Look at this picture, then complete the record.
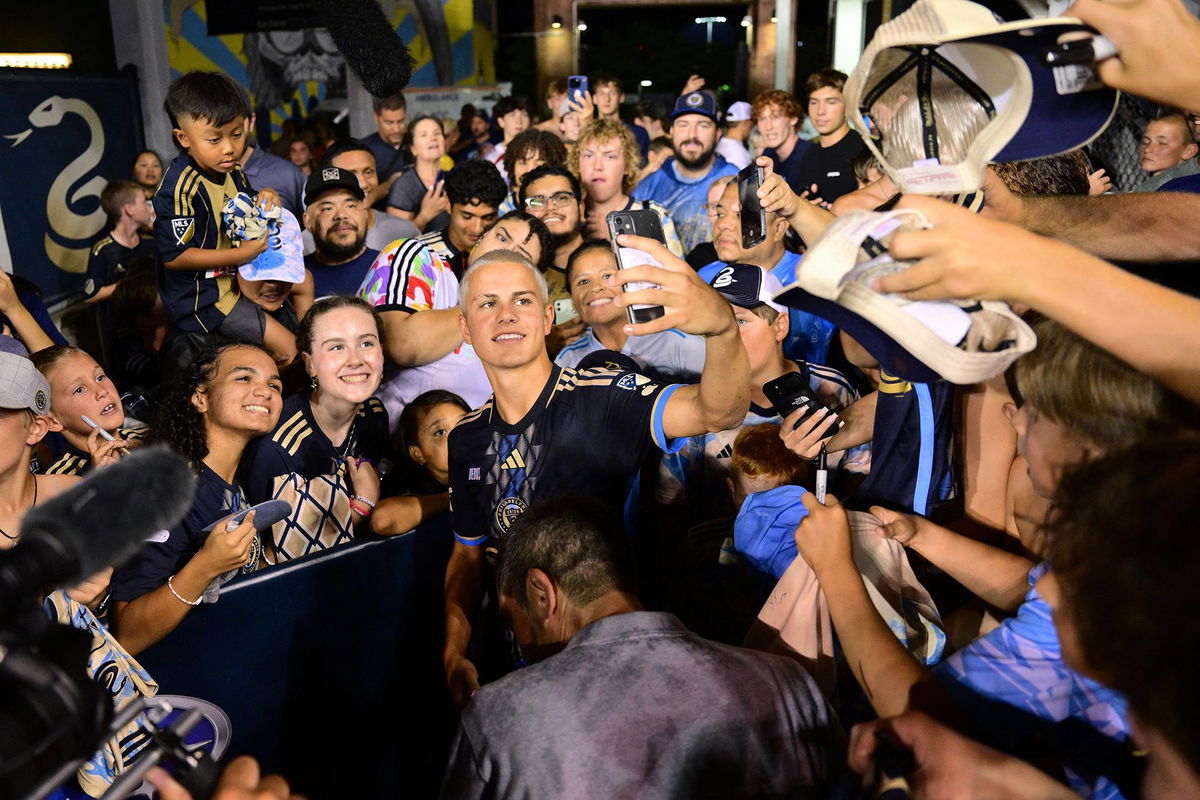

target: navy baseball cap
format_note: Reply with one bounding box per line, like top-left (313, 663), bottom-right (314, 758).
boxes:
top-left (708, 263), bottom-right (785, 313)
top-left (304, 166), bottom-right (365, 206)
top-left (672, 90), bottom-right (721, 123)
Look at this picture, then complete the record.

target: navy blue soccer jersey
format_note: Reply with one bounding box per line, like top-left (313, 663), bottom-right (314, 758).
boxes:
top-left (850, 370), bottom-right (956, 516)
top-left (39, 427), bottom-right (147, 477)
top-left (110, 463), bottom-right (259, 603)
top-left (447, 365), bottom-right (682, 559)
top-left (240, 393), bottom-right (391, 560)
top-left (84, 232), bottom-right (156, 300)
top-left (153, 153), bottom-right (254, 332)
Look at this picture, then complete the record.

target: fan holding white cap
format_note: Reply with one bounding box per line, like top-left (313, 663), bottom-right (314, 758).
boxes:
top-left (844, 0), bottom-right (1119, 194)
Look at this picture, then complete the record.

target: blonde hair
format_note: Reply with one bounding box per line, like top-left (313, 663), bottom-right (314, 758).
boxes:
top-left (569, 118), bottom-right (641, 195)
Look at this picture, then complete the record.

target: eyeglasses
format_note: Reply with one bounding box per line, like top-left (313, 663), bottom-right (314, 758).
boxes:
top-left (524, 191), bottom-right (576, 210)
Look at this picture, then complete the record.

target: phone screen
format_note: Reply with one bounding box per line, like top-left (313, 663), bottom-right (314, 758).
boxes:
top-left (737, 164), bottom-right (766, 249)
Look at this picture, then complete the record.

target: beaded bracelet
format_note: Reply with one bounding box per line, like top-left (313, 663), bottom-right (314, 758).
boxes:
top-left (167, 574), bottom-right (202, 606)
top-left (351, 494), bottom-right (377, 509)
top-left (348, 499), bottom-right (373, 518)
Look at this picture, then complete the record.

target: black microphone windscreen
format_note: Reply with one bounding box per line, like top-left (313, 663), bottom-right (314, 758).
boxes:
top-left (317, 0), bottom-right (414, 98)
top-left (19, 446), bottom-right (197, 582)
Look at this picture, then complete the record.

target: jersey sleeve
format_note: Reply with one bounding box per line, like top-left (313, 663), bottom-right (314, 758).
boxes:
top-left (83, 244), bottom-right (108, 299)
top-left (154, 172), bottom-right (214, 265)
top-left (239, 436), bottom-right (293, 506)
top-left (357, 238), bottom-right (447, 313)
top-left (447, 426), bottom-right (490, 547)
top-left (580, 369), bottom-right (685, 475)
top-left (109, 522), bottom-right (195, 603)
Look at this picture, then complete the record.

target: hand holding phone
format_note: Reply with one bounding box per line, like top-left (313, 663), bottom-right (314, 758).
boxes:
top-left (567, 75), bottom-right (589, 106)
top-left (737, 163), bottom-right (767, 249)
top-left (762, 370), bottom-right (842, 439)
top-left (607, 210), bottom-right (668, 325)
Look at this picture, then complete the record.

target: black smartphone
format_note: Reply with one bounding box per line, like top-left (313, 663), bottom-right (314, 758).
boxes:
top-left (737, 163), bottom-right (767, 249)
top-left (762, 369), bottom-right (841, 438)
top-left (567, 75), bottom-right (589, 105)
top-left (606, 209), bottom-right (667, 325)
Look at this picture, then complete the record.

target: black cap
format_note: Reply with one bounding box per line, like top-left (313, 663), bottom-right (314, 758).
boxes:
top-left (303, 166), bottom-right (365, 206)
top-left (707, 263), bottom-right (786, 312)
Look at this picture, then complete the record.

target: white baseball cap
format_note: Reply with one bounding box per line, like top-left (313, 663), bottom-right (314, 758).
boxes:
top-left (774, 209), bottom-right (1036, 384)
top-left (845, 0), bottom-right (1119, 194)
top-left (725, 101), bottom-right (753, 123)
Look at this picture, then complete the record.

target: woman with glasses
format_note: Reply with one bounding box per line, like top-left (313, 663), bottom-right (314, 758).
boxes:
top-left (386, 114), bottom-right (452, 233)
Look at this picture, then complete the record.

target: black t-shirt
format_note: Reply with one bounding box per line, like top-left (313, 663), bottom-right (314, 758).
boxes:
top-left (793, 130), bottom-right (865, 204)
top-left (447, 365), bottom-right (682, 560)
top-left (240, 392), bottom-right (391, 560)
top-left (111, 463), bottom-right (260, 603)
top-left (763, 140), bottom-right (813, 195)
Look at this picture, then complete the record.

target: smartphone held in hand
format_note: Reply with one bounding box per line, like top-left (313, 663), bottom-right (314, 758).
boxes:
top-left (737, 163), bottom-right (767, 249)
top-left (607, 209), bottom-right (668, 325)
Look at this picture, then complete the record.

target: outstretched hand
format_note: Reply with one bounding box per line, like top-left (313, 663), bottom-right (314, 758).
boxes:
top-left (794, 491), bottom-right (855, 578)
top-left (613, 234), bottom-right (737, 339)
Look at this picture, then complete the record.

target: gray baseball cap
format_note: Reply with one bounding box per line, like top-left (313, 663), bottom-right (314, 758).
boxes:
top-left (0, 351), bottom-right (51, 416)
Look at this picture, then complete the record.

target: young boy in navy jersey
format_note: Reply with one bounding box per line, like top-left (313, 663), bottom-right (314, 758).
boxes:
top-left (154, 71), bottom-right (295, 374)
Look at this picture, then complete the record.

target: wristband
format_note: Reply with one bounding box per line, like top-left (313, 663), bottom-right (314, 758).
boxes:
top-left (167, 574), bottom-right (202, 606)
top-left (349, 499), bottom-right (372, 518)
top-left (351, 494), bottom-right (376, 509)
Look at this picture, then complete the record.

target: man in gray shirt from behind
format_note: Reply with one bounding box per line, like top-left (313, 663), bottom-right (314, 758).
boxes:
top-left (440, 496), bottom-right (840, 799)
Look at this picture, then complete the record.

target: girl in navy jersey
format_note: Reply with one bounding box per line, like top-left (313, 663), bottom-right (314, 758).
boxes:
top-left (110, 343), bottom-right (282, 655)
top-left (241, 296), bottom-right (390, 561)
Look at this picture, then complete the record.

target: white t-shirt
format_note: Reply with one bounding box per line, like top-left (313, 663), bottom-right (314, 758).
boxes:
top-left (716, 137), bottom-right (752, 170)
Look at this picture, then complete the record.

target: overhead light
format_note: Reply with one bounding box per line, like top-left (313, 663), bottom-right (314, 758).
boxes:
top-left (577, 21), bottom-right (588, 31)
top-left (741, 15), bottom-right (751, 27)
top-left (640, 79), bottom-right (653, 87)
top-left (771, 15), bottom-right (778, 23)
top-left (0, 52), bottom-right (72, 69)
top-left (551, 14), bottom-right (563, 29)
top-left (695, 16), bottom-right (727, 24)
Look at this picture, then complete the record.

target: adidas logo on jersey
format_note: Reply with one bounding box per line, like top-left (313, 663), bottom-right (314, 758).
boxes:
top-left (500, 451), bottom-right (526, 470)
top-left (717, 443), bottom-right (733, 459)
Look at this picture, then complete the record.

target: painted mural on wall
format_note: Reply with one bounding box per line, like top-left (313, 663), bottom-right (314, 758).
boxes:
top-left (163, 0), bottom-right (496, 142)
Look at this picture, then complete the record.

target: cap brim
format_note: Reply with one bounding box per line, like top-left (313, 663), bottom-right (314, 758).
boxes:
top-left (774, 286), bottom-right (944, 383)
top-left (968, 22), bottom-right (1119, 162)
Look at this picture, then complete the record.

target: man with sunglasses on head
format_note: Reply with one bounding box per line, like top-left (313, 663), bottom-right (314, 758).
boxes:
top-left (519, 165), bottom-right (587, 354)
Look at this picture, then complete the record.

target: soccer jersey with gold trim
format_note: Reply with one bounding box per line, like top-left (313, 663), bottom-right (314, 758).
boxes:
top-left (447, 365), bottom-right (682, 559)
top-left (240, 392), bottom-right (391, 561)
top-left (39, 427), bottom-right (148, 477)
top-left (153, 154), bottom-right (253, 332)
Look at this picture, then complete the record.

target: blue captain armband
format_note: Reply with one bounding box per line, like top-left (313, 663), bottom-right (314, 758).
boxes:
top-left (453, 531), bottom-right (488, 547)
top-left (651, 383), bottom-right (685, 454)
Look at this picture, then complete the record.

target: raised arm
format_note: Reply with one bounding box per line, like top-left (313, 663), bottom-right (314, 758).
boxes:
top-left (613, 234), bottom-right (751, 438)
top-left (885, 195), bottom-right (1200, 405)
top-left (380, 308), bottom-right (466, 367)
top-left (754, 156), bottom-right (837, 245)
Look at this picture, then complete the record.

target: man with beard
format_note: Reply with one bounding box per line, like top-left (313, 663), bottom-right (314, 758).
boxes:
top-left (302, 168), bottom-right (379, 298)
top-left (632, 90), bottom-right (739, 253)
top-left (305, 139), bottom-right (419, 253)
top-left (419, 160), bottom-right (508, 279)
top-left (518, 164), bottom-right (588, 353)
top-left (361, 93), bottom-right (412, 210)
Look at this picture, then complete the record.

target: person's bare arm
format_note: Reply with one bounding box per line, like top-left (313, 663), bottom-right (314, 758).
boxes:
top-left (615, 236), bottom-right (750, 437)
top-left (164, 238), bottom-right (267, 271)
top-left (754, 156), bottom-right (838, 244)
top-left (887, 195), bottom-right (1200, 404)
top-left (113, 512), bottom-right (259, 655)
top-left (443, 541), bottom-right (485, 708)
top-left (980, 168), bottom-right (1200, 261)
top-left (831, 174), bottom-right (899, 215)
top-left (290, 269), bottom-right (314, 321)
top-left (0, 270), bottom-right (54, 353)
top-left (872, 507), bottom-right (1034, 612)
top-left (371, 493), bottom-right (449, 535)
top-left (794, 493), bottom-right (927, 718)
top-left (381, 308), bottom-right (465, 367)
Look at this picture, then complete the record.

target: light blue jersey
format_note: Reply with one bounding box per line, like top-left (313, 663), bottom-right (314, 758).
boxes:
top-left (555, 327), bottom-right (706, 383)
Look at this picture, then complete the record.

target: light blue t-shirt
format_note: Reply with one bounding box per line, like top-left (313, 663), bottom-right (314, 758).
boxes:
top-left (699, 253), bottom-right (836, 365)
top-left (554, 327), bottom-right (706, 382)
top-left (934, 563), bottom-right (1133, 800)
top-left (632, 154), bottom-right (739, 253)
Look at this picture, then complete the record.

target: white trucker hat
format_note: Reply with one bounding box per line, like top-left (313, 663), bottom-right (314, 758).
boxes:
top-left (845, 0), bottom-right (1119, 194)
top-left (774, 209), bottom-right (1036, 384)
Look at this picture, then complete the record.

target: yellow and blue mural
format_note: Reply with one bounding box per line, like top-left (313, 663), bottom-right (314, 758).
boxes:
top-left (164, 0), bottom-right (496, 141)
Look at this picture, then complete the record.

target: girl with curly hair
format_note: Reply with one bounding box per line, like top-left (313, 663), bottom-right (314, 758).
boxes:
top-left (110, 343), bottom-right (282, 655)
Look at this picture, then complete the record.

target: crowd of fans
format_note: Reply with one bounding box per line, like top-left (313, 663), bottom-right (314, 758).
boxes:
top-left (6, 0), bottom-right (1200, 796)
